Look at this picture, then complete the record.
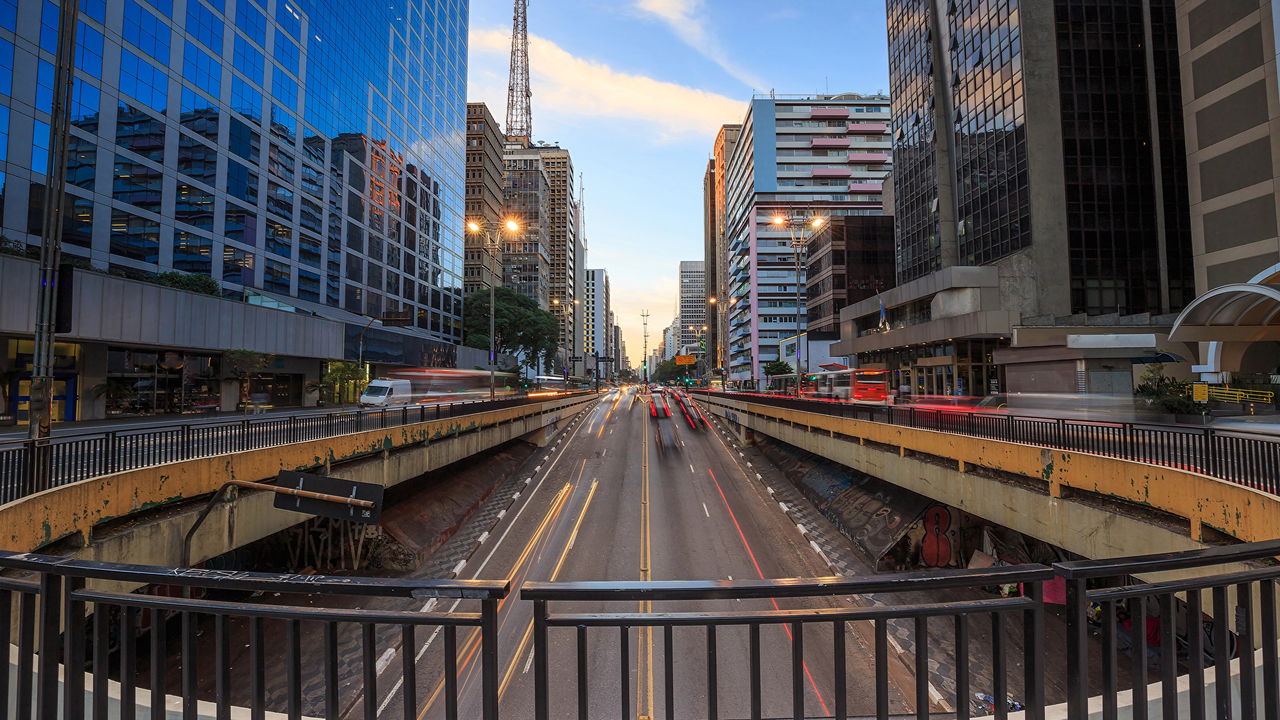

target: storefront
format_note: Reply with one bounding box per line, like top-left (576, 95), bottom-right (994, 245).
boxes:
top-left (2, 339), bottom-right (80, 425)
top-left (857, 338), bottom-right (1005, 398)
top-left (102, 348), bottom-right (223, 416)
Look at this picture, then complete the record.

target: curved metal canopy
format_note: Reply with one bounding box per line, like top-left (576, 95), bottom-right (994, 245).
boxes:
top-left (1169, 283), bottom-right (1280, 342)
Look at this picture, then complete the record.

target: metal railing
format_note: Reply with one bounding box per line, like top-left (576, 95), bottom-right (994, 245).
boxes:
top-left (693, 391), bottom-right (1280, 494)
top-left (0, 393), bottom-right (592, 506)
top-left (0, 550), bottom-right (508, 720)
top-left (1196, 385), bottom-right (1276, 404)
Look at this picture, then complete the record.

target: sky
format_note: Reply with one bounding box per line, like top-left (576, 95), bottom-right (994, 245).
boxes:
top-left (466, 0), bottom-right (890, 366)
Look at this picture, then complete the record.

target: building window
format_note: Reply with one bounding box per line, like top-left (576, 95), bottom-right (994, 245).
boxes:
top-left (119, 50), bottom-right (168, 113)
top-left (226, 159), bottom-right (259, 204)
top-left (110, 209), bottom-right (160, 263)
top-left (224, 203), bottom-right (258, 246)
top-left (112, 155), bottom-right (162, 212)
top-left (266, 220), bottom-right (292, 258)
top-left (183, 43), bottom-right (221, 98)
top-left (64, 194), bottom-right (93, 249)
top-left (175, 183), bottom-right (215, 230)
top-left (173, 231), bottom-right (213, 273)
top-left (123, 0), bottom-right (170, 64)
top-left (185, 0), bottom-right (223, 52)
top-left (222, 245), bottom-right (255, 285)
top-left (235, 0), bottom-right (267, 46)
top-left (233, 35), bottom-right (264, 84)
top-left (116, 104), bottom-right (165, 162)
top-left (74, 22), bottom-right (104, 79)
top-left (264, 258), bottom-right (290, 293)
top-left (177, 132), bottom-right (217, 186)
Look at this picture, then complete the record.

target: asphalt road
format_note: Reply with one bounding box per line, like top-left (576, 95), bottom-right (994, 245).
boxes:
top-left (376, 386), bottom-right (903, 720)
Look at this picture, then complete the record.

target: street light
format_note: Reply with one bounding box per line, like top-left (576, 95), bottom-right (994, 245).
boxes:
top-left (771, 212), bottom-right (829, 397)
top-left (466, 217), bottom-right (521, 400)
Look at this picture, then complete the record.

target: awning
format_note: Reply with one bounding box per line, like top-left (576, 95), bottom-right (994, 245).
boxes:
top-left (1170, 283), bottom-right (1280, 342)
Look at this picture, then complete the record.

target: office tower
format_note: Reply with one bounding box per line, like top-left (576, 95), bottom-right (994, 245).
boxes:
top-left (723, 94), bottom-right (892, 384)
top-left (583, 267), bottom-right (611, 375)
top-left (706, 124), bottom-right (740, 378)
top-left (678, 260), bottom-right (706, 356)
top-left (464, 102), bottom-right (505, 296)
top-left (1168, 0), bottom-right (1280, 385)
top-left (805, 216), bottom-right (895, 335)
top-left (0, 0), bottom-right (471, 422)
top-left (833, 0), bottom-right (1196, 396)
top-left (501, 145), bottom-right (551, 308)
top-left (535, 146), bottom-right (582, 365)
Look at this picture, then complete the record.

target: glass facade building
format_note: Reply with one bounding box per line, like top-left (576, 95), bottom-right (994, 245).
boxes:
top-left (1, 0), bottom-right (469, 344)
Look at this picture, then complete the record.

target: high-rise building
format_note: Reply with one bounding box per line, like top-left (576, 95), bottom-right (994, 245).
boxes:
top-left (678, 260), bottom-right (706, 355)
top-left (0, 0), bottom-right (472, 422)
top-left (707, 124), bottom-right (741, 379)
top-left (805, 216), bottom-right (895, 335)
top-left (502, 145), bottom-right (552, 308)
top-left (583, 268), bottom-right (611, 374)
top-left (534, 146), bottom-right (583, 365)
top-left (833, 0), bottom-right (1197, 397)
top-left (723, 94), bottom-right (892, 384)
top-left (1166, 0), bottom-right (1280, 385)
top-left (662, 319), bottom-right (680, 361)
top-left (464, 103), bottom-right (505, 296)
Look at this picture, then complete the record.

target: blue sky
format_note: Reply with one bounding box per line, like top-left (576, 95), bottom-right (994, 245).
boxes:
top-left (466, 0), bottom-right (890, 363)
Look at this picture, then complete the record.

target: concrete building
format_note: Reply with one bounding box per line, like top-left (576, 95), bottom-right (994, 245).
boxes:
top-left (502, 145), bottom-right (552, 309)
top-left (583, 268), bottom-right (612, 378)
top-left (1166, 0), bottom-right (1280, 389)
top-left (706, 125), bottom-right (741, 379)
top-left (464, 103), bottom-right (506, 296)
top-left (832, 0), bottom-right (1197, 397)
top-left (0, 0), bottom-right (472, 423)
top-left (533, 146), bottom-right (583, 369)
top-left (678, 260), bottom-right (706, 356)
top-left (723, 94), bottom-right (892, 386)
top-left (662, 319), bottom-right (680, 362)
top-left (806, 216), bottom-right (895, 336)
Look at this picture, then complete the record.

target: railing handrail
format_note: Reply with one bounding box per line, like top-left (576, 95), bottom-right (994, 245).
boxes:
top-left (522, 563), bottom-right (1052, 601)
top-left (1053, 537), bottom-right (1280, 579)
top-left (0, 551), bottom-right (511, 599)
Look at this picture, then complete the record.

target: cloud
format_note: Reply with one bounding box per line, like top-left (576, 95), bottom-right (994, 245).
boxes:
top-left (633, 0), bottom-right (768, 90)
top-left (470, 28), bottom-right (745, 140)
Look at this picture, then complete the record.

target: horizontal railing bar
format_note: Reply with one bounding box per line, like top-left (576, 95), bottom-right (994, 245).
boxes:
top-left (0, 576), bottom-right (39, 593)
top-left (523, 564), bottom-right (1052, 600)
top-left (1054, 538), bottom-right (1280, 579)
top-left (0, 552), bottom-right (511, 599)
top-left (1088, 566), bottom-right (1280, 602)
top-left (74, 589), bottom-right (486, 626)
top-left (546, 596), bottom-right (1037, 627)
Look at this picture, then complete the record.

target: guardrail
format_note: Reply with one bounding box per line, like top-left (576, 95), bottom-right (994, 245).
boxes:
top-left (1196, 385), bottom-right (1276, 404)
top-left (0, 550), bottom-right (508, 720)
top-left (0, 393), bottom-right (593, 507)
top-left (693, 391), bottom-right (1280, 495)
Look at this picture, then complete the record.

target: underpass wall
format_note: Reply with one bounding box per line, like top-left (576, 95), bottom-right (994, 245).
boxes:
top-left (698, 396), bottom-right (1276, 580)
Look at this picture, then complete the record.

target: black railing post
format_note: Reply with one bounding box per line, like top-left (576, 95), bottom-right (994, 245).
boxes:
top-left (181, 423), bottom-right (191, 461)
top-left (241, 419), bottom-right (250, 452)
top-left (1203, 427), bottom-right (1216, 479)
top-left (533, 599), bottom-right (549, 720)
top-left (35, 571), bottom-right (62, 720)
top-left (63, 575), bottom-right (86, 719)
top-left (1063, 575), bottom-right (1088, 720)
top-left (1023, 579), bottom-right (1046, 720)
top-left (481, 598), bottom-right (500, 720)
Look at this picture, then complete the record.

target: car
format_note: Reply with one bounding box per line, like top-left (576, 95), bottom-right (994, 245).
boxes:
top-left (649, 391), bottom-right (671, 419)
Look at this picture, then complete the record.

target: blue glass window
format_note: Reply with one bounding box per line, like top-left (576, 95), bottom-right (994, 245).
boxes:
top-left (273, 33), bottom-right (299, 75)
top-left (0, 38), bottom-right (11, 95)
top-left (178, 132), bottom-right (217, 186)
top-left (222, 245), bottom-right (255, 285)
top-left (75, 23), bottom-right (104, 79)
top-left (235, 1), bottom-right (266, 46)
top-left (70, 78), bottom-right (100, 131)
top-left (231, 76), bottom-right (263, 122)
top-left (175, 184), bottom-right (215, 230)
top-left (109, 209), bottom-right (160, 263)
top-left (224, 203), bottom-right (257, 246)
top-left (266, 180), bottom-right (293, 219)
top-left (179, 88), bottom-right (219, 141)
top-left (119, 50), bottom-right (168, 113)
top-left (35, 60), bottom-right (54, 114)
top-left (297, 267), bottom-right (319, 301)
top-left (266, 221), bottom-right (291, 258)
top-left (270, 104), bottom-right (296, 143)
top-left (117, 104), bottom-right (165, 161)
top-left (271, 66), bottom-right (297, 109)
top-left (183, 43), bottom-right (220, 98)
top-left (81, 0), bottom-right (106, 23)
top-left (0, 107), bottom-right (9, 162)
top-left (173, 231), bottom-right (213, 273)
top-left (228, 116), bottom-right (259, 161)
top-left (298, 233), bottom-right (321, 268)
top-left (32, 121), bottom-right (50, 175)
top-left (264, 258), bottom-right (290, 293)
top-left (144, 0), bottom-right (173, 17)
top-left (275, 1), bottom-right (301, 38)
top-left (40, 1), bottom-right (58, 54)
top-left (0, 0), bottom-right (16, 32)
top-left (113, 155), bottom-right (163, 212)
top-left (65, 137), bottom-right (95, 190)
top-left (203, 0), bottom-right (224, 11)
top-left (123, 0), bottom-right (170, 64)
top-left (185, 1), bottom-right (223, 52)
top-left (233, 35), bottom-right (264, 84)
top-left (64, 195), bottom-right (93, 248)
top-left (226, 159), bottom-right (259, 204)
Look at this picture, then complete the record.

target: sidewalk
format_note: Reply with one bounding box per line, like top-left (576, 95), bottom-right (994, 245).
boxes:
top-left (0, 404), bottom-right (357, 442)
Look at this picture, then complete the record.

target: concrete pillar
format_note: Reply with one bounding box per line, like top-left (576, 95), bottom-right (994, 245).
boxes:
top-left (523, 424), bottom-right (553, 448)
top-left (78, 343), bottom-right (108, 421)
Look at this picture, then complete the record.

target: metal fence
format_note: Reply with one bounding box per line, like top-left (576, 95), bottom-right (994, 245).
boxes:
top-left (0, 393), bottom-right (589, 506)
top-left (2, 541), bottom-right (1279, 719)
top-left (693, 391), bottom-right (1280, 493)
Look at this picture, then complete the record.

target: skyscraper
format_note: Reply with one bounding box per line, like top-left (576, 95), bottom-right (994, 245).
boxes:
top-left (723, 94), bottom-right (892, 385)
top-left (678, 260), bottom-right (706, 355)
top-left (464, 102), bottom-right (506, 296)
top-left (707, 124), bottom-right (740, 379)
top-left (502, 145), bottom-right (552, 309)
top-left (583, 268), bottom-right (611, 375)
top-left (0, 0), bottom-right (472, 421)
top-left (535, 146), bottom-right (583, 369)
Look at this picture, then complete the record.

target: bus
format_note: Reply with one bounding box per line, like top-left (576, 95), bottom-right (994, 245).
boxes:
top-left (766, 368), bottom-right (892, 404)
top-left (532, 375), bottom-right (593, 395)
top-left (359, 368), bottom-right (520, 407)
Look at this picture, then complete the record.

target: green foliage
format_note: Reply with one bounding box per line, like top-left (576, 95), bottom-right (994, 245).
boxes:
top-left (223, 349), bottom-right (270, 380)
top-left (1135, 363), bottom-right (1200, 415)
top-left (762, 360), bottom-right (794, 377)
top-left (462, 287), bottom-right (559, 374)
top-left (649, 358), bottom-right (682, 382)
top-left (151, 271), bottom-right (221, 296)
top-left (320, 361), bottom-right (364, 404)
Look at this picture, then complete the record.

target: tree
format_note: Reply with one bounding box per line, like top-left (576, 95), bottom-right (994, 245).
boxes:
top-left (320, 361), bottom-right (364, 405)
top-left (223, 349), bottom-right (270, 411)
top-left (151, 271), bottom-right (221, 296)
top-left (649, 358), bottom-right (682, 383)
top-left (762, 360), bottom-right (794, 377)
top-left (462, 287), bottom-right (559, 375)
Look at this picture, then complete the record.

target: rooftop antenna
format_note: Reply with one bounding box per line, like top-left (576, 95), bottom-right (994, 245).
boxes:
top-left (506, 0), bottom-right (532, 146)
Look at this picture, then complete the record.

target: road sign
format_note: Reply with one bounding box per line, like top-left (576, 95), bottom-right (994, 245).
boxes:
top-left (675, 354), bottom-right (696, 366)
top-left (274, 470), bottom-right (384, 524)
top-left (1192, 382), bottom-right (1209, 403)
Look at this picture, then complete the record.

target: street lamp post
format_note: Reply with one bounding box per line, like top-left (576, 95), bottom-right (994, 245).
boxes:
top-left (467, 218), bottom-right (521, 400)
top-left (771, 213), bottom-right (828, 397)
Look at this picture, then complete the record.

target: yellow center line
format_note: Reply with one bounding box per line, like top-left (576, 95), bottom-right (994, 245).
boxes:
top-left (637, 415), bottom-right (654, 719)
top-left (498, 619), bottom-right (535, 700)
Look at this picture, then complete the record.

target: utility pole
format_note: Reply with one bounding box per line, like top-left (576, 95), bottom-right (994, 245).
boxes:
top-left (28, 0), bottom-right (80, 491)
top-left (641, 310), bottom-right (650, 389)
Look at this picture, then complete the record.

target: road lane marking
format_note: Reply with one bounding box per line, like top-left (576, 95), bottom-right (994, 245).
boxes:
top-left (689, 463), bottom-right (695, 474)
top-left (702, 502), bottom-right (710, 518)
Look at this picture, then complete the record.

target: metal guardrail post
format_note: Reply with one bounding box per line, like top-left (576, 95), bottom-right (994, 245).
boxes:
top-left (481, 598), bottom-right (500, 720)
top-left (533, 599), bottom-right (549, 720)
top-left (241, 418), bottom-right (250, 452)
top-left (62, 576), bottom-right (86, 719)
top-left (35, 571), bottom-right (61, 720)
top-left (1063, 577), bottom-right (1089, 720)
